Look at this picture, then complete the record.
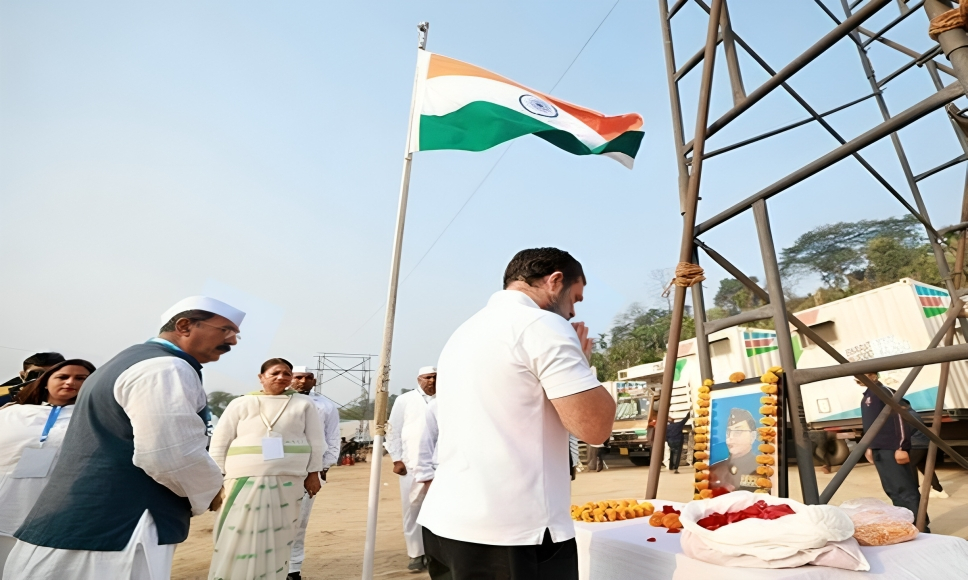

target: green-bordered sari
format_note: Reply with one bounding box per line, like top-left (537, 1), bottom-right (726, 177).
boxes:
top-left (208, 475), bottom-right (304, 580)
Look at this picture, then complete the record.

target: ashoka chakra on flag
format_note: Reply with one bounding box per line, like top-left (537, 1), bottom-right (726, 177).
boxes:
top-left (408, 51), bottom-right (644, 168)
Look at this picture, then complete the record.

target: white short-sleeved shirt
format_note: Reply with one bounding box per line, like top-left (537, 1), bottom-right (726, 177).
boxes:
top-left (417, 290), bottom-right (601, 546)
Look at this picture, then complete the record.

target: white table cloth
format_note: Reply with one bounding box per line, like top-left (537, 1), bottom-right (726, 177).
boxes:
top-left (575, 500), bottom-right (968, 580)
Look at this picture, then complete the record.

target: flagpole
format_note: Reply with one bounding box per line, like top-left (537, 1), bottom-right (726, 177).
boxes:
top-left (361, 21), bottom-right (429, 580)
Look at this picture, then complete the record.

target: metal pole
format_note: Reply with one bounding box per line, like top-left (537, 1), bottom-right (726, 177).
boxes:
top-left (696, 83), bottom-right (963, 235)
top-left (917, 170), bottom-right (968, 529)
top-left (658, 0), bottom-right (690, 213)
top-left (916, 328), bottom-right (952, 530)
top-left (362, 22), bottom-right (428, 580)
top-left (646, 0), bottom-right (723, 500)
top-left (752, 200), bottom-right (819, 503)
top-left (843, 0), bottom-right (968, 343)
top-left (719, 0), bottom-right (746, 105)
top-left (925, 0), bottom-right (968, 95)
top-left (683, 0), bottom-right (891, 152)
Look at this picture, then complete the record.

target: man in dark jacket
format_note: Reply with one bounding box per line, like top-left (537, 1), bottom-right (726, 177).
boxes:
top-left (858, 373), bottom-right (925, 522)
top-left (665, 411), bottom-right (691, 474)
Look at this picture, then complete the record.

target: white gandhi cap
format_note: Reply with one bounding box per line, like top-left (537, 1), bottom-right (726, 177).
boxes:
top-left (418, 366), bottom-right (437, 376)
top-left (292, 366), bottom-right (312, 374)
top-left (160, 296), bottom-right (246, 327)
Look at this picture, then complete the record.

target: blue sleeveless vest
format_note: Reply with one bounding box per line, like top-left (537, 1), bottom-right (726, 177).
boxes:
top-left (16, 341), bottom-right (206, 550)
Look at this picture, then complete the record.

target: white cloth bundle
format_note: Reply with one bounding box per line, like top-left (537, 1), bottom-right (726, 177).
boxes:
top-left (678, 491), bottom-right (868, 570)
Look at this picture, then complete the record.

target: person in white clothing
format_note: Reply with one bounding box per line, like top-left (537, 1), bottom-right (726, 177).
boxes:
top-left (412, 399), bottom-right (438, 486)
top-left (208, 358), bottom-right (324, 580)
top-left (418, 248), bottom-right (615, 580)
top-left (0, 359), bottom-right (94, 575)
top-left (286, 365), bottom-right (341, 580)
top-left (385, 366), bottom-right (437, 572)
top-left (5, 296), bottom-right (243, 580)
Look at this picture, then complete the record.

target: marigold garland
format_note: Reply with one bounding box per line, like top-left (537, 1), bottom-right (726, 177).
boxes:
top-left (755, 367), bottom-right (782, 494)
top-left (693, 379), bottom-right (714, 499)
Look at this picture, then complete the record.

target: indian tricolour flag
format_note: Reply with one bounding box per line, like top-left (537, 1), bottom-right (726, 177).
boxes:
top-left (408, 51), bottom-right (644, 168)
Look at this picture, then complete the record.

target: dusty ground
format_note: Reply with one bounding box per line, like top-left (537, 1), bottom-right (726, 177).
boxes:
top-left (172, 455), bottom-right (968, 579)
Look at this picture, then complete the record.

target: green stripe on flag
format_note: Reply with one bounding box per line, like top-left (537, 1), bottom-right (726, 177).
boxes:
top-left (419, 101), bottom-right (643, 159)
top-left (923, 307), bottom-right (946, 318)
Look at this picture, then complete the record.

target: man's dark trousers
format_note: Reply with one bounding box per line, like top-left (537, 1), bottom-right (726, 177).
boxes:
top-left (423, 528), bottom-right (578, 580)
top-left (668, 443), bottom-right (683, 472)
top-left (872, 449), bottom-right (924, 520)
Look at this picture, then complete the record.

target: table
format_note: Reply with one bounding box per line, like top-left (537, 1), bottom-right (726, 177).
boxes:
top-left (574, 501), bottom-right (968, 580)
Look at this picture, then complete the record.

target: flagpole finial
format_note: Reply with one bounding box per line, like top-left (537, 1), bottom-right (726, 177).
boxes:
top-left (417, 21), bottom-right (429, 50)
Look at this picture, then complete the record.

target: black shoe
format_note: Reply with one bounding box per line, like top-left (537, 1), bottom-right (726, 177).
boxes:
top-left (408, 556), bottom-right (427, 572)
top-left (287, 573), bottom-right (302, 580)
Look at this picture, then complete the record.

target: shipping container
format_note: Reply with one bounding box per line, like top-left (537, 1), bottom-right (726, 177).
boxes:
top-left (792, 278), bottom-right (967, 427)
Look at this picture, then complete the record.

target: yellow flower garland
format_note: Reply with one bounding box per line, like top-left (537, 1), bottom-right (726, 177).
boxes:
top-left (755, 366), bottom-right (782, 494)
top-left (693, 379), bottom-right (714, 499)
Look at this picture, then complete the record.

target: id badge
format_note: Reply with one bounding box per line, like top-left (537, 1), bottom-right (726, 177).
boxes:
top-left (11, 447), bottom-right (58, 479)
top-left (262, 437), bottom-right (285, 461)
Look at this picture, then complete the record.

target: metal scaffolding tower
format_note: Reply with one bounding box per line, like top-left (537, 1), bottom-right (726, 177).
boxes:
top-left (313, 352), bottom-right (376, 442)
top-left (650, 0), bottom-right (968, 531)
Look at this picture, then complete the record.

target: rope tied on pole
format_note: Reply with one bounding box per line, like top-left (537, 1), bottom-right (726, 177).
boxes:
top-left (673, 262), bottom-right (706, 287)
top-left (929, 0), bottom-right (968, 40)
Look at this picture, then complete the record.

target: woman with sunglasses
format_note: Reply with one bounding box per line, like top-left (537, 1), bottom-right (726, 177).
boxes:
top-left (0, 359), bottom-right (95, 574)
top-left (208, 358), bottom-right (324, 580)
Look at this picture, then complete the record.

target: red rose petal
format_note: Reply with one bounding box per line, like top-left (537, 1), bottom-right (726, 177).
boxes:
top-left (647, 538), bottom-right (657, 542)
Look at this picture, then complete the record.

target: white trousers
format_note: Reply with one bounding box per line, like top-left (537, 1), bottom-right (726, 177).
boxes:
top-left (289, 491), bottom-right (315, 573)
top-left (398, 472), bottom-right (425, 558)
top-left (2, 510), bottom-right (175, 580)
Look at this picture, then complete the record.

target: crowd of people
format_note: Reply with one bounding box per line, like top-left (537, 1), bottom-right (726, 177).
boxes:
top-left (0, 247), bottom-right (615, 580)
top-left (0, 245), bottom-right (941, 580)
top-left (0, 296), bottom-right (347, 580)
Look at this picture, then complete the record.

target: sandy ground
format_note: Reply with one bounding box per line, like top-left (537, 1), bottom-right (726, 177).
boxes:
top-left (172, 455), bottom-right (968, 579)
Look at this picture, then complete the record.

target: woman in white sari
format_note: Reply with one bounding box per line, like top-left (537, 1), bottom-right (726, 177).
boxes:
top-left (0, 359), bottom-right (94, 574)
top-left (208, 358), bottom-right (324, 580)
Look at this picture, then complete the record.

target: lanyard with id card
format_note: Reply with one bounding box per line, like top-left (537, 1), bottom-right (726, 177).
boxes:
top-left (11, 406), bottom-right (62, 479)
top-left (258, 395), bottom-right (291, 461)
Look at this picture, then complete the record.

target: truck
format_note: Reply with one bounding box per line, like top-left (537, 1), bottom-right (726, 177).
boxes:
top-left (794, 278), bottom-right (968, 442)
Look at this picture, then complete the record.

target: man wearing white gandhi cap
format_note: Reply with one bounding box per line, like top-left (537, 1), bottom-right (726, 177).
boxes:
top-left (6, 296), bottom-right (244, 580)
top-left (385, 366), bottom-right (437, 572)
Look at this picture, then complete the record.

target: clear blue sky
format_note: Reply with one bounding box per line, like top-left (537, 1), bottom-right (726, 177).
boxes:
top-left (1, 1), bottom-right (963, 402)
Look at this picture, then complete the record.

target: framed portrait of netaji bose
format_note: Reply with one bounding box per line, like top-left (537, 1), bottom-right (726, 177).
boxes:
top-left (708, 383), bottom-right (777, 496)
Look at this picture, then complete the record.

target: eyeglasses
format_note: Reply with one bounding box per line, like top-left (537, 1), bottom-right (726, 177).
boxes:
top-left (195, 320), bottom-right (241, 338)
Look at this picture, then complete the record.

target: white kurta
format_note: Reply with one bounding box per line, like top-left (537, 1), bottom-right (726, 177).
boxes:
top-left (385, 388), bottom-right (434, 558)
top-left (2, 356), bottom-right (224, 580)
top-left (412, 399), bottom-right (439, 484)
top-left (289, 392), bottom-right (341, 574)
top-left (0, 404), bottom-right (74, 537)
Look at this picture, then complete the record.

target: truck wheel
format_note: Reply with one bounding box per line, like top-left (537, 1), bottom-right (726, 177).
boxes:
top-left (629, 456), bottom-right (651, 467)
top-left (829, 438), bottom-right (850, 466)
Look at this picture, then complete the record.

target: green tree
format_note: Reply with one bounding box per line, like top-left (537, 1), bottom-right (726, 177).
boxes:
top-left (713, 277), bottom-right (761, 315)
top-left (207, 390), bottom-right (238, 418)
top-left (779, 215), bottom-right (924, 287)
top-left (592, 304), bottom-right (695, 381)
top-left (866, 236), bottom-right (941, 286)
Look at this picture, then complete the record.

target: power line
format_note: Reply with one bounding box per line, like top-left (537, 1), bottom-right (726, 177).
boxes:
top-left (347, 0), bottom-right (622, 341)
